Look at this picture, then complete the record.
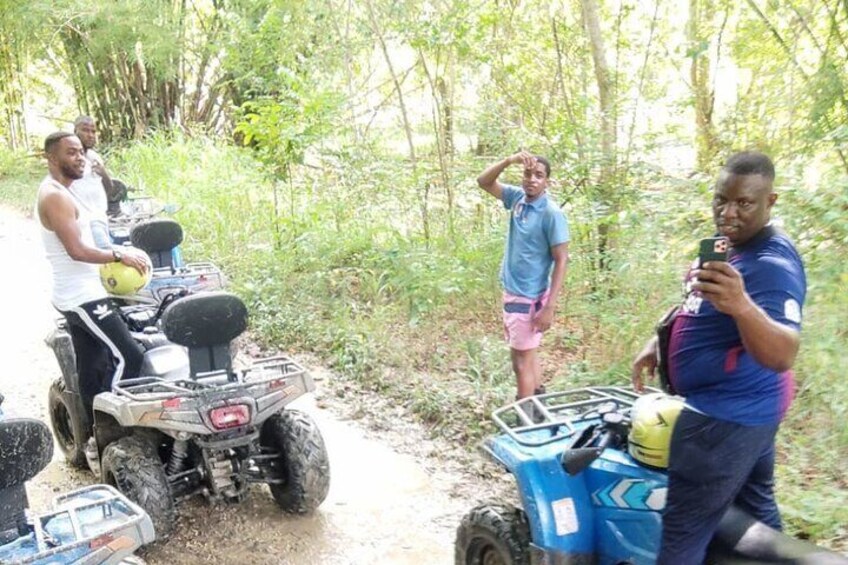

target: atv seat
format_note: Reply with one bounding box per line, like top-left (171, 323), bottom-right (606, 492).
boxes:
top-left (132, 331), bottom-right (172, 352)
top-left (0, 418), bottom-right (53, 544)
top-left (160, 292), bottom-right (248, 378)
top-left (129, 218), bottom-right (183, 270)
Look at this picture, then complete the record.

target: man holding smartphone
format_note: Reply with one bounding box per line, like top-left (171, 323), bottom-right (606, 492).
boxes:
top-left (631, 151), bottom-right (806, 564)
top-left (477, 151), bottom-right (570, 402)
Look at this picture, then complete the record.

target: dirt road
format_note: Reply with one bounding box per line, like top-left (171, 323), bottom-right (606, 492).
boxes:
top-left (0, 206), bottom-right (510, 564)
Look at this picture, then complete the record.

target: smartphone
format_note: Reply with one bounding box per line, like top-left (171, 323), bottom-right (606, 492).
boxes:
top-left (699, 237), bottom-right (729, 267)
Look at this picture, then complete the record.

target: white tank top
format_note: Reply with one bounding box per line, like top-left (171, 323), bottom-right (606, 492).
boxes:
top-left (37, 175), bottom-right (108, 310)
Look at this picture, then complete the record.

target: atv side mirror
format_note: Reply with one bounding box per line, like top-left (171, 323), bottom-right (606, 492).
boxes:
top-left (562, 447), bottom-right (603, 475)
top-left (561, 428), bottom-right (617, 476)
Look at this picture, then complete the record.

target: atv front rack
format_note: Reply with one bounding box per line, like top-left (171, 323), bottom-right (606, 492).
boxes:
top-left (492, 386), bottom-right (660, 447)
top-left (112, 355), bottom-right (311, 401)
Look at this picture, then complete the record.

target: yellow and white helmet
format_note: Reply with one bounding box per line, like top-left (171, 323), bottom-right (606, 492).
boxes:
top-left (628, 392), bottom-right (685, 469)
top-left (99, 249), bottom-right (152, 295)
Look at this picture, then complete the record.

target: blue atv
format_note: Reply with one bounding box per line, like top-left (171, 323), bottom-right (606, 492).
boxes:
top-left (0, 393), bottom-right (154, 564)
top-left (455, 386), bottom-right (848, 565)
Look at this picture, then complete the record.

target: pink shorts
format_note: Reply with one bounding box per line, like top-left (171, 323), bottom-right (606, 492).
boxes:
top-left (502, 290), bottom-right (550, 351)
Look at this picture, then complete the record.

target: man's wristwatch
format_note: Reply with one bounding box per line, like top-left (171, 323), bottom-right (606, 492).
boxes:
top-left (112, 248), bottom-right (123, 262)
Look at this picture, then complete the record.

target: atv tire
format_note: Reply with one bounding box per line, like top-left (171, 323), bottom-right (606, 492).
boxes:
top-left (101, 435), bottom-right (176, 538)
top-left (47, 378), bottom-right (87, 468)
top-left (455, 504), bottom-right (531, 565)
top-left (260, 410), bottom-right (330, 514)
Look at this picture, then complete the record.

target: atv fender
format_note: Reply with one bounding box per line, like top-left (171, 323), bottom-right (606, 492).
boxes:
top-left (483, 435), bottom-right (596, 559)
top-left (93, 392), bottom-right (139, 429)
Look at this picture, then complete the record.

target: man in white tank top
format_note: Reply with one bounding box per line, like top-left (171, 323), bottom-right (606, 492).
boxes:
top-left (37, 131), bottom-right (149, 449)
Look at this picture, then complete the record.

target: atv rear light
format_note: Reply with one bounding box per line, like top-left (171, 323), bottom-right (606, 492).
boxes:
top-left (209, 405), bottom-right (250, 429)
top-left (90, 533), bottom-right (133, 551)
top-left (162, 397), bottom-right (183, 408)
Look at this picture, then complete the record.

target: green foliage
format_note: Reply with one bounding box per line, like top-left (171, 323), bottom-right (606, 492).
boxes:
top-left (235, 89), bottom-right (342, 175)
top-left (108, 131), bottom-right (276, 274)
top-left (3, 0), bottom-right (848, 548)
top-left (0, 148), bottom-right (42, 210)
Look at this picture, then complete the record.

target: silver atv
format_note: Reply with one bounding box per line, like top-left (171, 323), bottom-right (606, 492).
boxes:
top-left (46, 292), bottom-right (330, 538)
top-left (114, 217), bottom-right (226, 305)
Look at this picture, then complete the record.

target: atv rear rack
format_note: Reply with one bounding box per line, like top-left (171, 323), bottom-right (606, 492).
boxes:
top-left (112, 355), bottom-right (311, 401)
top-left (1, 485), bottom-right (154, 564)
top-left (492, 385), bottom-right (660, 447)
top-left (146, 262), bottom-right (227, 299)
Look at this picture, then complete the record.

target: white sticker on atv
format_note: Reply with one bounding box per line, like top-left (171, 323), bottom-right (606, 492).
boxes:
top-left (784, 299), bottom-right (802, 323)
top-left (551, 497), bottom-right (579, 536)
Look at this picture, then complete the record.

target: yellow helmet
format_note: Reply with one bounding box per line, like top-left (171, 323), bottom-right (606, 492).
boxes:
top-left (99, 250), bottom-right (152, 295)
top-left (628, 393), bottom-right (685, 469)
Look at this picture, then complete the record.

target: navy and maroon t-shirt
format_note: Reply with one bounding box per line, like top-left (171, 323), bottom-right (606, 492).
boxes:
top-left (668, 226), bottom-right (806, 426)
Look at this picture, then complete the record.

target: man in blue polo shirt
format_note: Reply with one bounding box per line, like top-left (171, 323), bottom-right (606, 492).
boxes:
top-left (477, 151), bottom-right (570, 400)
top-left (631, 151), bottom-right (806, 564)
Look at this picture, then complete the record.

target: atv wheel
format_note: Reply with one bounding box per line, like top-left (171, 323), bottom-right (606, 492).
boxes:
top-left (260, 410), bottom-right (330, 513)
top-left (48, 378), bottom-right (87, 468)
top-left (455, 504), bottom-right (531, 565)
top-left (101, 435), bottom-right (176, 538)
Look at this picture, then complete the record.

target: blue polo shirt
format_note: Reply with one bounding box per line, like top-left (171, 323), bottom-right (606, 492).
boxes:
top-left (669, 226), bottom-right (806, 425)
top-left (500, 185), bottom-right (570, 298)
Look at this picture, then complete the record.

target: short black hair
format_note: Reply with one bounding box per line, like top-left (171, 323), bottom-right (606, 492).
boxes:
top-left (723, 151), bottom-right (775, 181)
top-left (534, 155), bottom-right (551, 178)
top-left (44, 131), bottom-right (76, 155)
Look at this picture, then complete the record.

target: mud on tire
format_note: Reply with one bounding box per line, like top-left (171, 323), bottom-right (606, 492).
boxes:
top-left (260, 410), bottom-right (330, 513)
top-left (455, 504), bottom-right (530, 565)
top-left (47, 378), bottom-right (87, 468)
top-left (101, 435), bottom-right (176, 538)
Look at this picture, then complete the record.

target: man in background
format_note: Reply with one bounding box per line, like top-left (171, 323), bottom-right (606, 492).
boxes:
top-left (70, 116), bottom-right (116, 247)
top-left (477, 151), bottom-right (570, 401)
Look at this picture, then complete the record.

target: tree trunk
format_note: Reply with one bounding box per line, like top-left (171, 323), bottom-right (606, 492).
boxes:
top-left (689, 0), bottom-right (720, 172)
top-left (579, 0), bottom-right (617, 275)
top-left (552, 18), bottom-right (586, 163)
top-left (364, 0), bottom-right (417, 169)
top-left (580, 0), bottom-right (616, 180)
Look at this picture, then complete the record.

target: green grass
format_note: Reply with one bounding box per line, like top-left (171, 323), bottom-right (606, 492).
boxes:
top-left (0, 150), bottom-right (43, 211)
top-left (4, 134), bottom-right (845, 548)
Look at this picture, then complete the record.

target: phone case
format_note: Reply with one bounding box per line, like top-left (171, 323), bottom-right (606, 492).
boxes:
top-left (699, 237), bottom-right (729, 265)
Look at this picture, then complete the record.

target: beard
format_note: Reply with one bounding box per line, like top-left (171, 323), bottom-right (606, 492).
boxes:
top-left (60, 162), bottom-right (84, 180)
